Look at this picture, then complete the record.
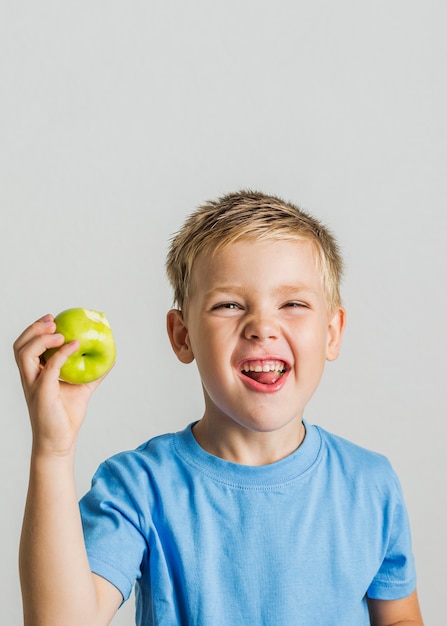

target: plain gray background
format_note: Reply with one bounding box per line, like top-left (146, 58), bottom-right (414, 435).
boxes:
top-left (1, 1), bottom-right (445, 623)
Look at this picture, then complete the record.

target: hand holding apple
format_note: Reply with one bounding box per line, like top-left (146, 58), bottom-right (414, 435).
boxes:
top-left (42, 308), bottom-right (116, 384)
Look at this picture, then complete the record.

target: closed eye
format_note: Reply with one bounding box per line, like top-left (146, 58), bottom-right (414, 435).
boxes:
top-left (282, 301), bottom-right (309, 309)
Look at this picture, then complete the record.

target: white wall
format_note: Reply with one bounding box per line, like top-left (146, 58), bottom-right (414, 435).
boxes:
top-left (2, 2), bottom-right (445, 623)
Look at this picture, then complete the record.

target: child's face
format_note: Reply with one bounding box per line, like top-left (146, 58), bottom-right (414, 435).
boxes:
top-left (168, 238), bottom-right (345, 435)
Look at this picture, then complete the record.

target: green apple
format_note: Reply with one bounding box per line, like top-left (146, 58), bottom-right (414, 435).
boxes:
top-left (43, 308), bottom-right (116, 384)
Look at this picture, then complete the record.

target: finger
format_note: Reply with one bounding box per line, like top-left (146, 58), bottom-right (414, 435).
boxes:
top-left (42, 339), bottom-right (80, 379)
top-left (15, 332), bottom-right (66, 387)
top-left (13, 315), bottom-right (56, 363)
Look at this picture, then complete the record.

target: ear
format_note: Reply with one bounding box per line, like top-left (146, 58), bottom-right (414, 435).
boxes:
top-left (166, 309), bottom-right (195, 364)
top-left (326, 306), bottom-right (346, 362)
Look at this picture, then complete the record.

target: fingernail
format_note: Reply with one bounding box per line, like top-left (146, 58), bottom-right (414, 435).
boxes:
top-left (41, 314), bottom-right (53, 324)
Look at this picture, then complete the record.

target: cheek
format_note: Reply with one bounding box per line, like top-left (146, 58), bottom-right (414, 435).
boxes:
top-left (294, 325), bottom-right (330, 362)
top-left (193, 320), bottom-right (235, 349)
top-left (188, 328), bottom-right (224, 372)
top-left (191, 327), bottom-right (237, 381)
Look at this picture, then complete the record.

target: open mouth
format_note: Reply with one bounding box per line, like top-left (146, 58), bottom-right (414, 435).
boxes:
top-left (240, 360), bottom-right (287, 386)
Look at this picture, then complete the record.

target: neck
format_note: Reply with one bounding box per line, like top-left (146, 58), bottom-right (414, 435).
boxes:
top-left (192, 417), bottom-right (306, 466)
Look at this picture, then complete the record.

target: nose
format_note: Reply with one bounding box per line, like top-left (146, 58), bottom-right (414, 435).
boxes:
top-left (243, 313), bottom-right (279, 342)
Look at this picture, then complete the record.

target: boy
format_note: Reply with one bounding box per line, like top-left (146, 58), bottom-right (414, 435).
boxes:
top-left (15, 190), bottom-right (423, 625)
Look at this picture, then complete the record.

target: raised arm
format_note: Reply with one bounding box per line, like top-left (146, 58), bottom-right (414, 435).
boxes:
top-left (14, 315), bottom-right (122, 626)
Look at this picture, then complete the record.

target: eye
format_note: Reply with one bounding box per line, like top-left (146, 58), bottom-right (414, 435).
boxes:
top-left (212, 302), bottom-right (242, 310)
top-left (282, 301), bottom-right (309, 309)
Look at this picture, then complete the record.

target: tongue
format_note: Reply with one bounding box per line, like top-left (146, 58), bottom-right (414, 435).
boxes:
top-left (244, 371), bottom-right (282, 385)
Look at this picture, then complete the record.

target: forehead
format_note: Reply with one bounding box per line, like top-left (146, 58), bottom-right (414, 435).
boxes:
top-left (191, 238), bottom-right (324, 288)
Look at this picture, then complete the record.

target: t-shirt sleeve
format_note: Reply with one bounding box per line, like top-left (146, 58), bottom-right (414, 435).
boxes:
top-left (367, 468), bottom-right (417, 600)
top-left (79, 459), bottom-right (149, 601)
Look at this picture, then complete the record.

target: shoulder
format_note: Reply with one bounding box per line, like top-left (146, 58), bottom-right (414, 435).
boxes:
top-left (312, 424), bottom-right (401, 492)
top-left (315, 424), bottom-right (390, 466)
top-left (81, 428), bottom-right (193, 523)
top-left (91, 427), bottom-right (189, 488)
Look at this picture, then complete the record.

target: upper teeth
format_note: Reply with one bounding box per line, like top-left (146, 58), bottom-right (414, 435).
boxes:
top-left (242, 361), bottom-right (285, 373)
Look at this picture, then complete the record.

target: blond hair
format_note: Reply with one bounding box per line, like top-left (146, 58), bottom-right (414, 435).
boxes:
top-left (166, 190), bottom-right (343, 312)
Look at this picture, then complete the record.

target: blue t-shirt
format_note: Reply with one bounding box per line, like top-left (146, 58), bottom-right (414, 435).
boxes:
top-left (79, 422), bottom-right (416, 625)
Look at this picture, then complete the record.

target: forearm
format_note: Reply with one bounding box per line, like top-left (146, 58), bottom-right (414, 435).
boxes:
top-left (19, 450), bottom-right (99, 626)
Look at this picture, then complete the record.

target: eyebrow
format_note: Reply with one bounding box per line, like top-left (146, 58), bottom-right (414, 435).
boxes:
top-left (204, 284), bottom-right (319, 298)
